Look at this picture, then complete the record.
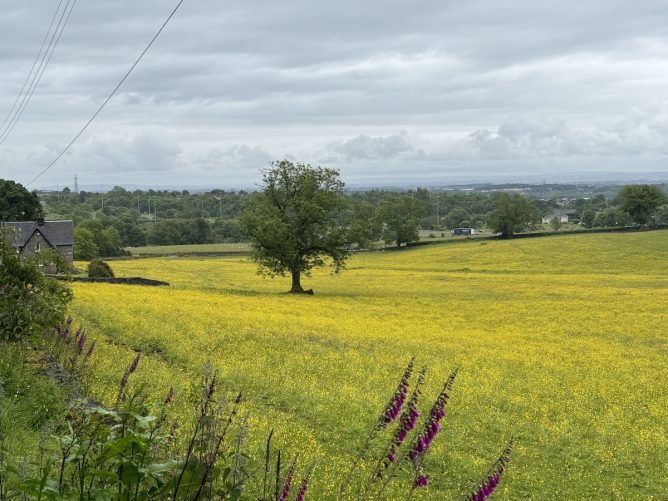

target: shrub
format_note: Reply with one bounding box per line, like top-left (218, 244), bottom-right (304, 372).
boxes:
top-left (0, 232), bottom-right (72, 342)
top-left (87, 259), bottom-right (114, 278)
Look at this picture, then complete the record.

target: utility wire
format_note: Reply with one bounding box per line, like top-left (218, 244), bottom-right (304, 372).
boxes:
top-left (0, 0), bottom-right (76, 144)
top-left (25, 0), bottom-right (187, 187)
top-left (0, 0), bottom-right (76, 145)
top-left (0, 0), bottom-right (65, 134)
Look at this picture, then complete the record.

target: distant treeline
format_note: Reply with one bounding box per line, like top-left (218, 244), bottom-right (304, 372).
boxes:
top-left (39, 184), bottom-right (668, 259)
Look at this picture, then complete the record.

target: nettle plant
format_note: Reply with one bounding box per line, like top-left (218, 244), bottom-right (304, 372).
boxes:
top-left (2, 326), bottom-right (512, 500)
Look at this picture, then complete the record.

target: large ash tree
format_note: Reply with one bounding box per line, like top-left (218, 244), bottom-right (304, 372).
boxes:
top-left (241, 160), bottom-right (351, 293)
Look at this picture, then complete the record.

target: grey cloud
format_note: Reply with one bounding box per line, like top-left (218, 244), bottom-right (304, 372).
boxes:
top-left (2, 0), bottom-right (668, 187)
top-left (193, 144), bottom-right (273, 172)
top-left (66, 132), bottom-right (184, 173)
top-left (325, 132), bottom-right (425, 162)
top-left (320, 106), bottom-right (668, 182)
top-left (456, 110), bottom-right (668, 161)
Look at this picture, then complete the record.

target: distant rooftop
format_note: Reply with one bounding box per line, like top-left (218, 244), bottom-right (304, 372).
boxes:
top-left (1, 220), bottom-right (73, 248)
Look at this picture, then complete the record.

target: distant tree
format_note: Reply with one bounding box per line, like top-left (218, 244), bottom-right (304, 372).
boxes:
top-left (212, 218), bottom-right (245, 243)
top-left (241, 160), bottom-right (351, 293)
top-left (534, 198), bottom-right (559, 216)
top-left (193, 217), bottom-right (212, 243)
top-left (652, 205), bottom-right (668, 225)
top-left (617, 184), bottom-right (667, 226)
top-left (344, 198), bottom-right (382, 249)
top-left (550, 216), bottom-right (563, 232)
top-left (73, 227), bottom-right (99, 260)
top-left (112, 215), bottom-right (147, 247)
top-left (374, 195), bottom-right (422, 248)
top-left (77, 221), bottom-right (125, 257)
top-left (593, 207), bottom-right (632, 228)
top-left (0, 179), bottom-right (42, 221)
top-left (412, 187), bottom-right (434, 227)
top-left (444, 208), bottom-right (471, 229)
top-left (146, 221), bottom-right (176, 246)
top-left (413, 187), bottom-right (431, 209)
top-left (581, 210), bottom-right (596, 229)
top-left (486, 193), bottom-right (540, 237)
top-left (146, 218), bottom-right (212, 246)
top-left (97, 227), bottom-right (124, 257)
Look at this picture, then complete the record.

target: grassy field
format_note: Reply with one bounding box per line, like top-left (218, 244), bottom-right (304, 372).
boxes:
top-left (127, 242), bottom-right (250, 256)
top-left (70, 231), bottom-right (668, 499)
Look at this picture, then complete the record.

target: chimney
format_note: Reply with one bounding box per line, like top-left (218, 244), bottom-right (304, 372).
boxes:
top-left (37, 217), bottom-right (45, 226)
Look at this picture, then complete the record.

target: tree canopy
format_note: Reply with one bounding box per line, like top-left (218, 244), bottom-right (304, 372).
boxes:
top-left (374, 194), bottom-right (422, 247)
top-left (73, 227), bottom-right (99, 260)
top-left (0, 179), bottom-right (42, 221)
top-left (617, 184), bottom-right (666, 226)
top-left (241, 160), bottom-right (351, 293)
top-left (486, 193), bottom-right (540, 237)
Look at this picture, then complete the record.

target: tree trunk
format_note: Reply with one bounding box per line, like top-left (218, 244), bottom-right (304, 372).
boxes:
top-left (289, 269), bottom-right (304, 293)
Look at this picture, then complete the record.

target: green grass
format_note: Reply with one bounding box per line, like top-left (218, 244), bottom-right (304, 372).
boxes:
top-left (0, 343), bottom-right (69, 477)
top-left (127, 242), bottom-right (250, 256)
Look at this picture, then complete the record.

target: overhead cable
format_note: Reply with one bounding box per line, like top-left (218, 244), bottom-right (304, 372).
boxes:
top-left (0, 0), bottom-right (65, 134)
top-left (0, 0), bottom-right (77, 145)
top-left (25, 0), bottom-right (187, 187)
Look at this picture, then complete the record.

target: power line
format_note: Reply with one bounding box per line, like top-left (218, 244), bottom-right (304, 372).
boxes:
top-left (0, 0), bottom-right (77, 145)
top-left (0, 0), bottom-right (65, 134)
top-left (25, 0), bottom-right (187, 188)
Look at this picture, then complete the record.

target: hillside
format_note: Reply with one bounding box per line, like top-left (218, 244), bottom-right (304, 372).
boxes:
top-left (70, 231), bottom-right (668, 499)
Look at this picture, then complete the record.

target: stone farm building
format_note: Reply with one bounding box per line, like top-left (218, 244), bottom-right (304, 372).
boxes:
top-left (1, 219), bottom-right (73, 273)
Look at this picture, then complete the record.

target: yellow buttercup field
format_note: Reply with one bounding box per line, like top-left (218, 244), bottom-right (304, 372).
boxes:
top-left (71, 231), bottom-right (668, 499)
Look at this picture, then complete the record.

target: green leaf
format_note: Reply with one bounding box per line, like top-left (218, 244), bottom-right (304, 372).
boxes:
top-left (99, 435), bottom-right (135, 461)
top-left (120, 463), bottom-right (141, 483)
top-left (230, 487), bottom-right (242, 501)
top-left (132, 413), bottom-right (157, 429)
top-left (141, 459), bottom-right (183, 475)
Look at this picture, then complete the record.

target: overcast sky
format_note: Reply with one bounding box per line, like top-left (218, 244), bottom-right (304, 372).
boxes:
top-left (1, 0), bottom-right (668, 189)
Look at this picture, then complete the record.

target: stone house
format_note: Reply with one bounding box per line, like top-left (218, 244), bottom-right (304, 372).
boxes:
top-left (1, 219), bottom-right (74, 273)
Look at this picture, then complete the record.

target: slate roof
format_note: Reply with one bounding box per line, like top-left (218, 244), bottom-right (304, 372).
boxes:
top-left (1, 220), bottom-right (73, 248)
